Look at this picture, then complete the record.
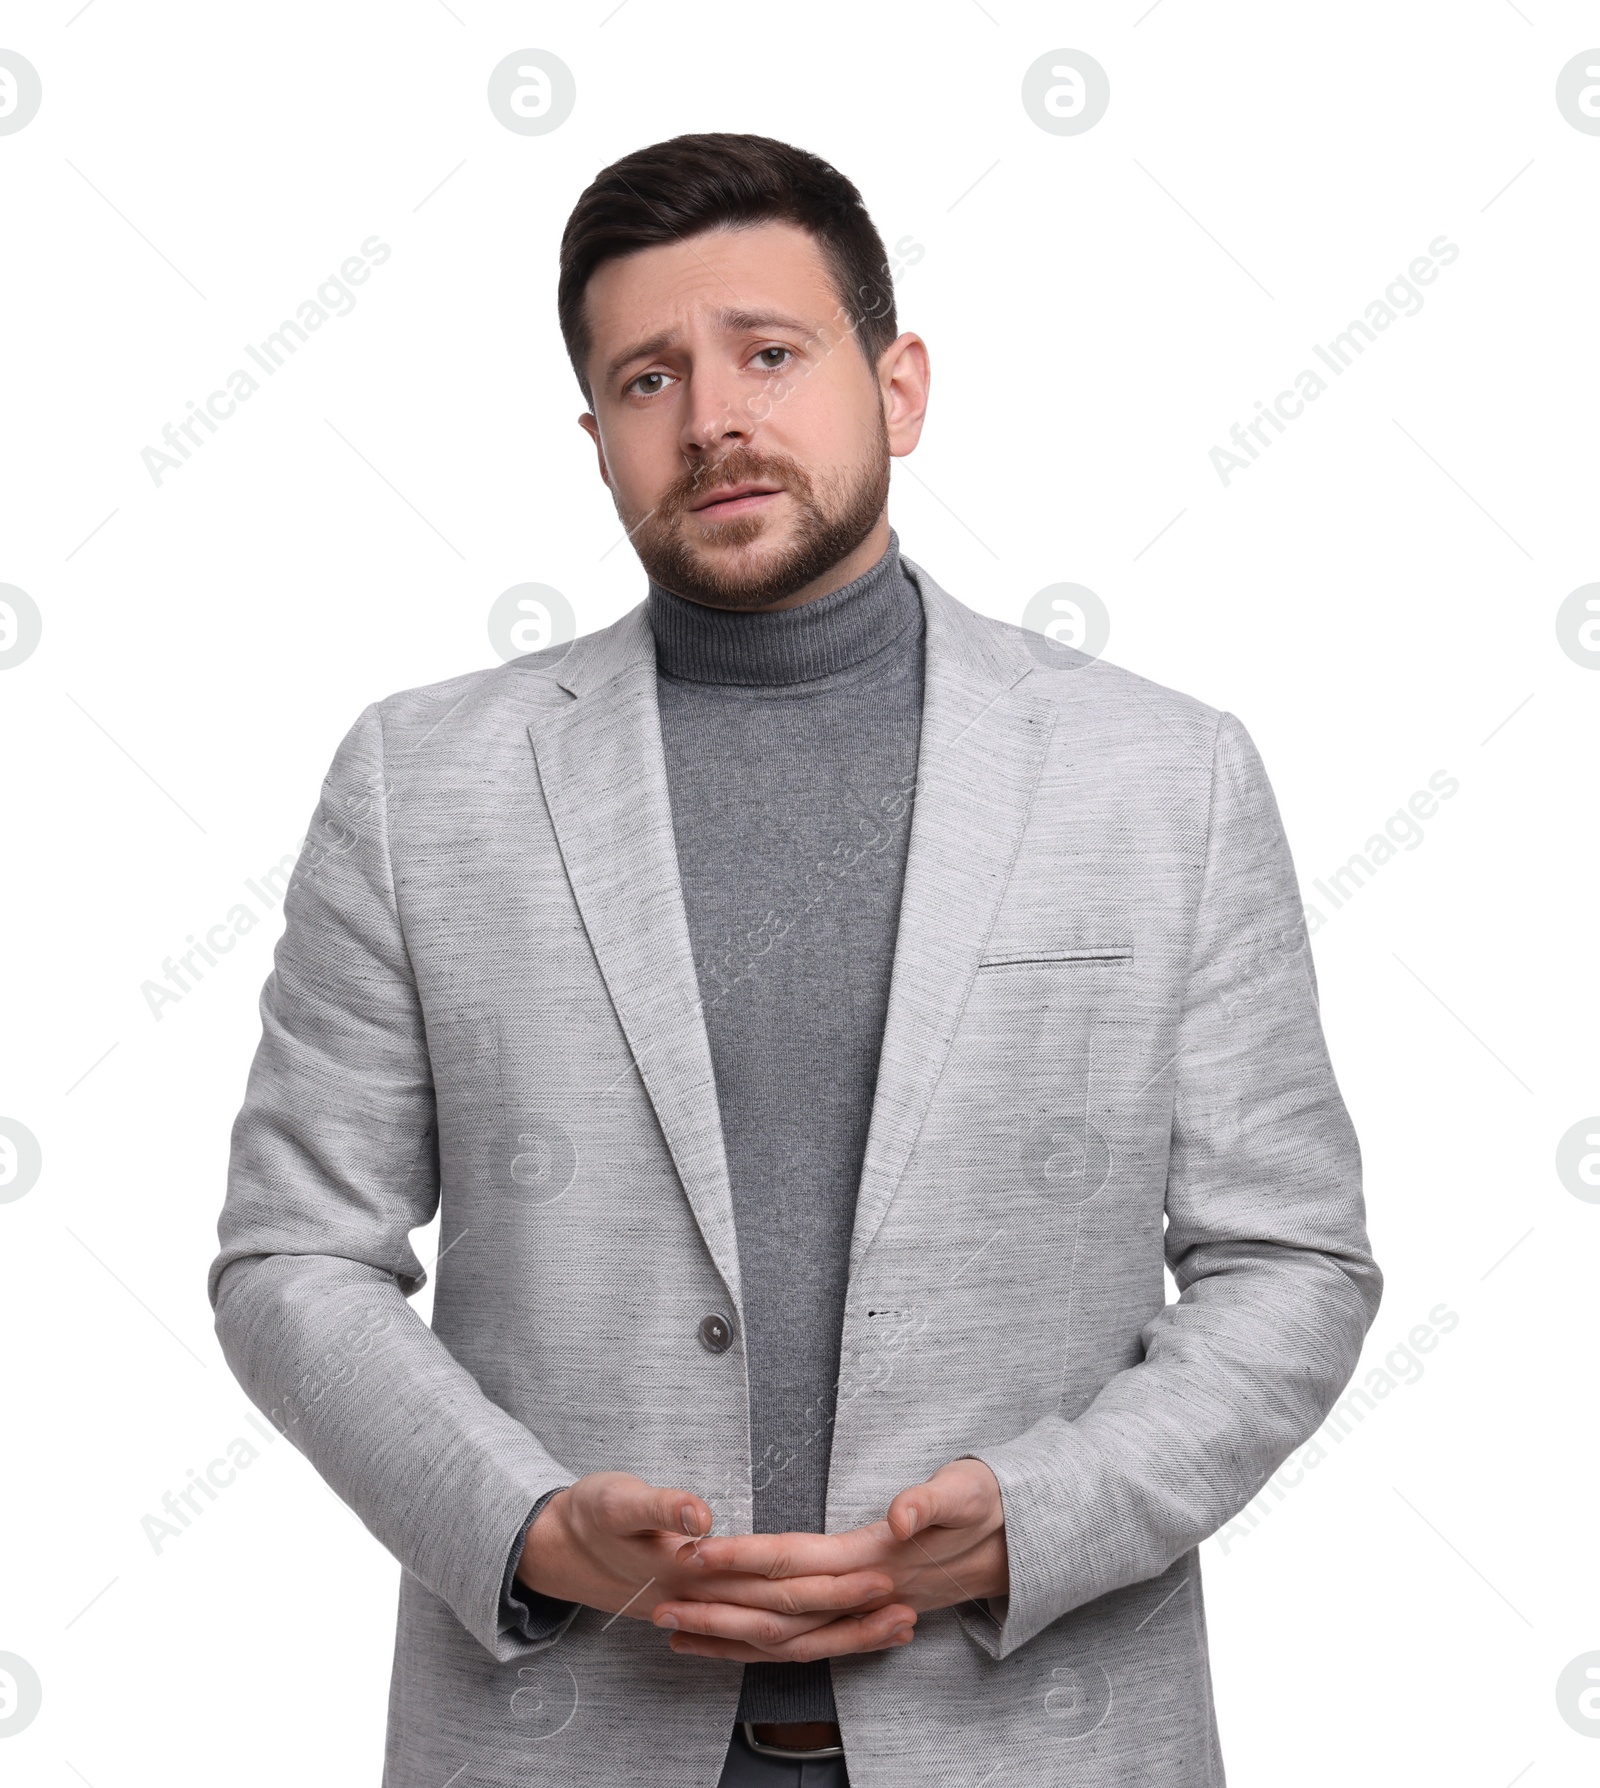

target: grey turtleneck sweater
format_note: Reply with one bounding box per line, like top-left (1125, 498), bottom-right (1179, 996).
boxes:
top-left (503, 526), bottom-right (926, 1725)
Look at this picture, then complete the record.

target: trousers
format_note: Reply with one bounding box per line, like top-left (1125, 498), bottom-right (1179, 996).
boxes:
top-left (716, 1724), bottom-right (851, 1786)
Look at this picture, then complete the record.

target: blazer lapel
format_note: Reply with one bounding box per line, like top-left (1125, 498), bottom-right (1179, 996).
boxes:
top-left (526, 609), bottom-right (743, 1313)
top-left (846, 557), bottom-right (1057, 1278)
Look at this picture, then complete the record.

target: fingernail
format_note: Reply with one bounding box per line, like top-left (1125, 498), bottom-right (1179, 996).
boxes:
top-left (655, 1611), bottom-right (679, 1630)
top-left (681, 1507), bottom-right (705, 1536)
top-left (891, 1626), bottom-right (913, 1644)
top-left (903, 1507), bottom-right (921, 1535)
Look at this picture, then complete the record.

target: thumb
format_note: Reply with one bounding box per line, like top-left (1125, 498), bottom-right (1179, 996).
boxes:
top-left (651, 1484), bottom-right (713, 1539)
top-left (886, 1475), bottom-right (944, 1541)
top-left (888, 1458), bottom-right (989, 1540)
top-left (593, 1473), bottom-right (712, 1539)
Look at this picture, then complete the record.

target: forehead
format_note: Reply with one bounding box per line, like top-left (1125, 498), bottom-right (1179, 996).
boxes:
top-left (584, 220), bottom-right (844, 360)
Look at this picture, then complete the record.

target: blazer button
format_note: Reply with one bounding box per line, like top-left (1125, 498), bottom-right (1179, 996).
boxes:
top-left (698, 1313), bottom-right (734, 1354)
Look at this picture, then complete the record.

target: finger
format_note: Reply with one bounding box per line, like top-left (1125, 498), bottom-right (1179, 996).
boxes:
top-left (668, 1607), bottom-right (916, 1664)
top-left (665, 1602), bottom-right (917, 1657)
top-left (683, 1524), bottom-right (887, 1579)
top-left (886, 1460), bottom-right (985, 1541)
top-left (658, 1569), bottom-right (897, 1623)
top-left (667, 1563), bottom-right (896, 1614)
top-left (656, 1600), bottom-right (861, 1646)
top-left (885, 1480), bottom-right (940, 1542)
top-left (593, 1473), bottom-right (712, 1541)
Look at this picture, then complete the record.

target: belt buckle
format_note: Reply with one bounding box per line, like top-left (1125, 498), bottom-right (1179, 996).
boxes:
top-left (741, 1720), bottom-right (845, 1760)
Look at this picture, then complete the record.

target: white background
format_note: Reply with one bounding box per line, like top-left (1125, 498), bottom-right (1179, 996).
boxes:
top-left (2, 2), bottom-right (1596, 1783)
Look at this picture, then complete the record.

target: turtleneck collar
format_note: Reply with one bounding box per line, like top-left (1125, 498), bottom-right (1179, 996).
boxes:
top-left (645, 527), bottom-right (921, 688)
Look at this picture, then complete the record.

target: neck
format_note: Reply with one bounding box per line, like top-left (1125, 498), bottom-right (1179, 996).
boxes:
top-left (646, 526), bottom-right (920, 687)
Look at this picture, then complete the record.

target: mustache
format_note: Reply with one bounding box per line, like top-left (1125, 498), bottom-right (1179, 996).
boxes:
top-left (667, 453), bottom-right (804, 513)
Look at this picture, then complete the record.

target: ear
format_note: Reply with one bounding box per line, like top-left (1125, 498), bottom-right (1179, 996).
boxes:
top-left (878, 332), bottom-right (930, 459)
top-left (577, 412), bottom-right (610, 488)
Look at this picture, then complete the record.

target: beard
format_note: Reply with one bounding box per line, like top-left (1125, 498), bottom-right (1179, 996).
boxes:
top-left (622, 406), bottom-right (892, 611)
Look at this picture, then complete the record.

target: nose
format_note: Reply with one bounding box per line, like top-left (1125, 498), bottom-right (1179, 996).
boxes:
top-left (678, 364), bottom-right (757, 466)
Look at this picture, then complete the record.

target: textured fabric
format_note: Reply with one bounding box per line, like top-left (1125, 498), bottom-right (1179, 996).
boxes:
top-left (647, 534), bottom-right (917, 686)
top-left (651, 530), bottom-right (924, 1721)
top-left (209, 552), bottom-right (1381, 1786)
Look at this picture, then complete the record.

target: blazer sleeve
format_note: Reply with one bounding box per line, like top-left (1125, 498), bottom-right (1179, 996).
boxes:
top-left (208, 701), bottom-right (580, 1664)
top-left (957, 709), bottom-right (1382, 1660)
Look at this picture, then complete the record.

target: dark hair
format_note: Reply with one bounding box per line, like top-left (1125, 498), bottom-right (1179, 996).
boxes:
top-left (558, 132), bottom-right (898, 406)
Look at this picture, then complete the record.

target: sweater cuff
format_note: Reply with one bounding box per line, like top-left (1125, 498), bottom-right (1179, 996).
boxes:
top-left (500, 1485), bottom-right (583, 1646)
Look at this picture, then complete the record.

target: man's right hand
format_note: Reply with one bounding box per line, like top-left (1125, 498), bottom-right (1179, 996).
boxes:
top-left (515, 1472), bottom-right (917, 1658)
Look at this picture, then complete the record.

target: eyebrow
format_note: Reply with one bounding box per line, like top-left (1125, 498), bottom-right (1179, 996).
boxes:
top-left (602, 307), bottom-right (817, 386)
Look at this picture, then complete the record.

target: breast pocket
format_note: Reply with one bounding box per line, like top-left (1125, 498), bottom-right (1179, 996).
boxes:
top-left (976, 943), bottom-right (1135, 970)
top-left (926, 941), bottom-right (1136, 1210)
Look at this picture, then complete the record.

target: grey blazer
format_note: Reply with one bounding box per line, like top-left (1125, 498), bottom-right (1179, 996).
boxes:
top-left (209, 554), bottom-right (1381, 1787)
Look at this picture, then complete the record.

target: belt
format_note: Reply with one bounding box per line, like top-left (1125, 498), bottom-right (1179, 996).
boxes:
top-left (743, 1720), bottom-right (844, 1759)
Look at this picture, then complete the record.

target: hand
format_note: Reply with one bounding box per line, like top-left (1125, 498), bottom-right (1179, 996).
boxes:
top-left (651, 1457), bottom-right (1008, 1663)
top-left (516, 1472), bottom-right (915, 1658)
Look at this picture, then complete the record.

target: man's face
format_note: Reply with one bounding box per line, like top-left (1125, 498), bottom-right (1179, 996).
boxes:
top-left (577, 220), bottom-right (922, 610)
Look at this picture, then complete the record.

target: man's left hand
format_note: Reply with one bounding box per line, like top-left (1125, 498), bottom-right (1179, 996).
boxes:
top-left (651, 1457), bottom-right (1008, 1663)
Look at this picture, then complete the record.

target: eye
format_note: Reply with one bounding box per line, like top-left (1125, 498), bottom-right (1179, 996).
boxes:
top-left (753, 346), bottom-right (793, 371)
top-left (625, 370), bottom-right (676, 399)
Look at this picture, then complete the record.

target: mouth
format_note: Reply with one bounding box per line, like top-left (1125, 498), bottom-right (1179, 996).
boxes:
top-left (687, 481), bottom-right (785, 517)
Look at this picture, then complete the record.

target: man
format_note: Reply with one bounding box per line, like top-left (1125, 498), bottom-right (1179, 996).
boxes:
top-left (210, 132), bottom-right (1382, 1787)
